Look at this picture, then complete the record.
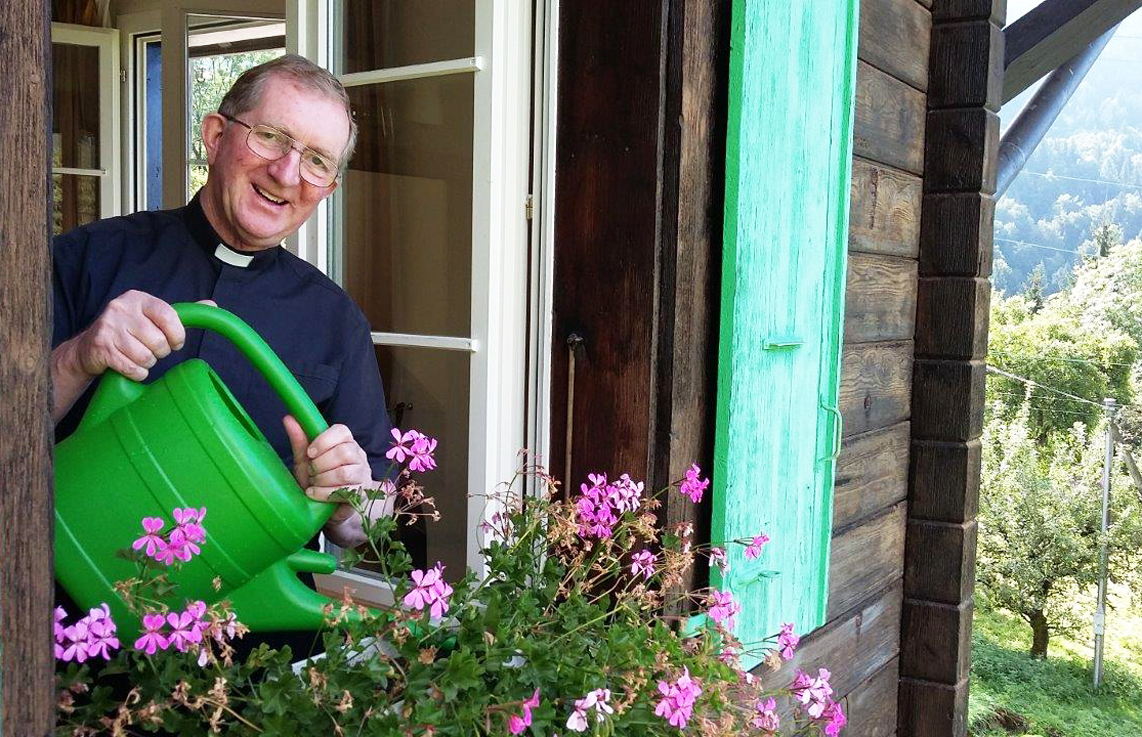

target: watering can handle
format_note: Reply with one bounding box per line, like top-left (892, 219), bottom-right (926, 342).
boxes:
top-left (171, 303), bottom-right (329, 442)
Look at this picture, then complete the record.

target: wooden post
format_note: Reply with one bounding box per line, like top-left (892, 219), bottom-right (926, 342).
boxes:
top-left (0, 0), bottom-right (55, 732)
top-left (900, 1), bottom-right (1005, 735)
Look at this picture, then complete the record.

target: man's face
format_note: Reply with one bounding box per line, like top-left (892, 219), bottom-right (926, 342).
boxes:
top-left (201, 75), bottom-right (350, 251)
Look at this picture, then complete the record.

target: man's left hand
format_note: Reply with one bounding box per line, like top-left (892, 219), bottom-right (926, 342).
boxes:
top-left (283, 415), bottom-right (371, 540)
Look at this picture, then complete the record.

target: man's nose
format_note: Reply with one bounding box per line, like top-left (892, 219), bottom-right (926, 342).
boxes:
top-left (267, 147), bottom-right (303, 187)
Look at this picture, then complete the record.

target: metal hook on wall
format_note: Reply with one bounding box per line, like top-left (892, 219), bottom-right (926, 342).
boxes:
top-left (564, 332), bottom-right (585, 482)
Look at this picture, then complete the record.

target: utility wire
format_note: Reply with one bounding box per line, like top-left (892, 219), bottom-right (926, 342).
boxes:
top-left (994, 237), bottom-right (1084, 255)
top-left (989, 350), bottom-right (1137, 368)
top-left (986, 365), bottom-right (1108, 408)
top-left (1019, 171), bottom-right (1142, 191)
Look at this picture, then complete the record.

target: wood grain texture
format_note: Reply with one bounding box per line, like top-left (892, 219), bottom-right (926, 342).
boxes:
top-left (911, 359), bottom-right (987, 442)
top-left (854, 61), bottom-right (927, 175)
top-left (844, 657), bottom-right (901, 737)
top-left (898, 676), bottom-right (970, 737)
top-left (929, 19), bottom-right (1004, 110)
top-left (844, 252), bottom-right (918, 343)
top-left (0, 0), bottom-right (54, 730)
top-left (858, 0), bottom-right (931, 91)
top-left (712, 0), bottom-right (859, 659)
top-left (905, 519), bottom-right (978, 604)
top-left (849, 157), bottom-right (922, 258)
top-left (909, 439), bottom-right (982, 523)
top-left (900, 598), bottom-right (974, 684)
top-left (829, 503), bottom-right (907, 619)
top-left (923, 108), bottom-right (1000, 195)
top-left (839, 341), bottom-right (913, 437)
top-left (834, 422), bottom-right (910, 531)
top-left (915, 277), bottom-right (991, 359)
top-left (918, 192), bottom-right (995, 277)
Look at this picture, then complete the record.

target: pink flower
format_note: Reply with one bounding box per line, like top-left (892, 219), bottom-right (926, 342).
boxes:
top-left (134, 612), bottom-right (170, 655)
top-left (407, 431), bottom-right (438, 473)
top-left (166, 610), bottom-right (204, 653)
top-left (55, 604), bottom-right (119, 663)
top-left (707, 589), bottom-right (741, 631)
top-left (822, 700), bottom-right (846, 736)
top-left (778, 622), bottom-right (799, 660)
top-left (744, 533), bottom-right (770, 560)
top-left (59, 619), bottom-right (90, 663)
top-left (566, 688), bottom-right (613, 732)
top-left (654, 668), bottom-right (702, 729)
top-left (173, 506), bottom-right (207, 545)
top-left (751, 697), bottom-right (780, 732)
top-left (631, 549), bottom-right (657, 580)
top-left (84, 604), bottom-right (119, 660)
top-left (403, 563), bottom-right (453, 619)
top-left (132, 516), bottom-right (166, 557)
top-left (508, 688), bottom-right (541, 735)
top-left (607, 474), bottom-right (643, 513)
top-left (679, 464), bottom-right (709, 503)
top-left (575, 476), bottom-right (619, 539)
top-left (708, 547), bottom-right (729, 574)
top-left (791, 668), bottom-right (834, 719)
top-left (385, 428), bottom-right (415, 464)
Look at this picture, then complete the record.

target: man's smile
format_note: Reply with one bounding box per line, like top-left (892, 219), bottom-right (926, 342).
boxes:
top-left (252, 183), bottom-right (288, 206)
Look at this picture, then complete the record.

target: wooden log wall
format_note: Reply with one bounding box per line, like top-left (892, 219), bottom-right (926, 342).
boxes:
top-left (758, 1), bottom-right (932, 734)
top-left (900, 1), bottom-right (1005, 735)
top-left (0, 0), bottom-right (55, 731)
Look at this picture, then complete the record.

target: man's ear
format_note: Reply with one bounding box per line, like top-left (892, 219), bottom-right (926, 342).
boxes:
top-left (201, 113), bottom-right (226, 165)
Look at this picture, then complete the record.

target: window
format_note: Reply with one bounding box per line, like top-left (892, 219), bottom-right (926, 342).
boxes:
top-left (295, 0), bottom-right (536, 586)
top-left (51, 23), bottom-right (120, 234)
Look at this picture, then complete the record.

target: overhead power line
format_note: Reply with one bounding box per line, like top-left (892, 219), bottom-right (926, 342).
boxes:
top-left (1019, 170), bottom-right (1142, 190)
top-left (986, 364), bottom-right (1108, 408)
top-left (988, 350), bottom-right (1137, 368)
top-left (994, 237), bottom-right (1083, 255)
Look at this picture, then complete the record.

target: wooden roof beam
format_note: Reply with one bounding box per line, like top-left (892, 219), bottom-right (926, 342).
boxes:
top-left (1003, 0), bottom-right (1142, 103)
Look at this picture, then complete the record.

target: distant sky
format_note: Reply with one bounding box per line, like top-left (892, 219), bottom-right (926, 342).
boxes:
top-left (1001, 1), bottom-right (1142, 128)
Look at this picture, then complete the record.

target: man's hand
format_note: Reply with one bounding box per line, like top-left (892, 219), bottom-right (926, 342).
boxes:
top-left (52, 291), bottom-right (194, 422)
top-left (283, 415), bottom-right (378, 546)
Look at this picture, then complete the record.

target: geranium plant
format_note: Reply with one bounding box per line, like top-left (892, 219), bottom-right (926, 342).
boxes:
top-left (55, 434), bottom-right (845, 736)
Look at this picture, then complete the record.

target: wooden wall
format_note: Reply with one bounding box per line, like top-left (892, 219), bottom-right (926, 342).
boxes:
top-left (758, 1), bottom-right (931, 734)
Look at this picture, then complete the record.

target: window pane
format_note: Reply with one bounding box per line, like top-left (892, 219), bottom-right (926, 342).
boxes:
top-left (52, 43), bottom-right (100, 170)
top-left (53, 174), bottom-right (100, 235)
top-left (373, 345), bottom-right (470, 579)
top-left (341, 76), bottom-right (474, 337)
top-left (337, 0), bottom-right (475, 74)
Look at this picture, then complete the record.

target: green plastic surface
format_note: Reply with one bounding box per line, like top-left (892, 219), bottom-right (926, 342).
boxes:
top-left (55, 304), bottom-right (343, 637)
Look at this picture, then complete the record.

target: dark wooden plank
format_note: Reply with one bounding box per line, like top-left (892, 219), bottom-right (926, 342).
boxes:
top-left (844, 253), bottom-right (918, 344)
top-left (858, 0), bottom-right (931, 91)
top-left (931, 0), bottom-right (1003, 22)
top-left (839, 340), bottom-right (913, 437)
top-left (918, 192), bottom-right (995, 277)
top-left (854, 60), bottom-right (926, 175)
top-left (760, 580), bottom-right (903, 699)
top-left (849, 157), bottom-right (922, 258)
top-left (924, 108), bottom-right (1000, 195)
top-left (0, 0), bottom-right (54, 731)
top-left (828, 503), bottom-right (907, 619)
top-left (911, 359), bottom-right (986, 442)
top-left (930, 18), bottom-right (1004, 110)
top-left (834, 421), bottom-right (910, 531)
top-left (905, 519), bottom-right (978, 604)
top-left (915, 276), bottom-right (991, 360)
top-left (550, 3), bottom-right (666, 486)
top-left (909, 438), bottom-right (982, 523)
top-left (900, 598), bottom-right (974, 684)
top-left (1004, 0), bottom-right (1142, 103)
top-left (898, 677), bottom-right (969, 737)
top-left (843, 657), bottom-right (900, 737)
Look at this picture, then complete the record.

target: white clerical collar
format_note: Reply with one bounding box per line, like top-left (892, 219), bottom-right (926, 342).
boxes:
top-left (214, 243), bottom-right (254, 268)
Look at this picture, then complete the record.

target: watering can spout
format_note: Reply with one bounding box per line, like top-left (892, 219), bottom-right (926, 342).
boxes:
top-left (225, 549), bottom-right (344, 631)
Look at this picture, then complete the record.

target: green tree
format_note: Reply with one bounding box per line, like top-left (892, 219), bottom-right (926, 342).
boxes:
top-left (1023, 263), bottom-right (1047, 312)
top-left (977, 407), bottom-right (1142, 657)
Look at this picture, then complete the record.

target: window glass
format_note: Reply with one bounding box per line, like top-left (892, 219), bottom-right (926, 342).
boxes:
top-left (52, 43), bottom-right (101, 170)
top-left (338, 0), bottom-right (474, 74)
top-left (53, 174), bottom-right (100, 235)
top-left (341, 75), bottom-right (474, 337)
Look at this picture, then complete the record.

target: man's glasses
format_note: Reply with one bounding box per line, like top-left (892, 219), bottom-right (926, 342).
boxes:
top-left (221, 113), bottom-right (340, 188)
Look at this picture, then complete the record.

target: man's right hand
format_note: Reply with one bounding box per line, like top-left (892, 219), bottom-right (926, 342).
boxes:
top-left (52, 290), bottom-right (188, 422)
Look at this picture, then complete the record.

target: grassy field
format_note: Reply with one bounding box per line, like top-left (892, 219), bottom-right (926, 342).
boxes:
top-left (969, 595), bottom-right (1142, 737)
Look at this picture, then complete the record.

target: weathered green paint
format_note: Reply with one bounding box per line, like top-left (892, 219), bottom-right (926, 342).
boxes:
top-left (712, 0), bottom-right (859, 666)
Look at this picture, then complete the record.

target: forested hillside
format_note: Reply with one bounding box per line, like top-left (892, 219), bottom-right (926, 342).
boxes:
top-left (995, 39), bottom-right (1142, 296)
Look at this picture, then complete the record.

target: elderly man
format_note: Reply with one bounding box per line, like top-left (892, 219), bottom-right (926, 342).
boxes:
top-left (52, 54), bottom-right (389, 549)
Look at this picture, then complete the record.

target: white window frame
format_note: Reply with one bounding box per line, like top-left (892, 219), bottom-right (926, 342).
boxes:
top-left (51, 22), bottom-right (122, 222)
top-left (286, 0), bottom-right (551, 598)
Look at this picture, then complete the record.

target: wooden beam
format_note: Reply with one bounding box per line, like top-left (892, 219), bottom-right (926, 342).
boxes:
top-left (0, 0), bottom-right (54, 731)
top-left (1003, 0), bottom-right (1142, 103)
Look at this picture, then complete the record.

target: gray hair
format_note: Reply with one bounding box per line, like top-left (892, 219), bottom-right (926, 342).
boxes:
top-left (218, 53), bottom-right (357, 171)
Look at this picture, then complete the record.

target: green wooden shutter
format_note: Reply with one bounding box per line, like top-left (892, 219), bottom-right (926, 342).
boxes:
top-left (711, 0), bottom-right (859, 667)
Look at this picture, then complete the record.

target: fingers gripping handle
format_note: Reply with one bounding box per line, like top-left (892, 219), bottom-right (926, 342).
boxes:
top-left (172, 303), bottom-right (328, 441)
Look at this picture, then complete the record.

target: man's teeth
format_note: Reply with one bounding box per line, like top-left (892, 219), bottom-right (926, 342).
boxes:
top-left (254, 184), bottom-right (286, 204)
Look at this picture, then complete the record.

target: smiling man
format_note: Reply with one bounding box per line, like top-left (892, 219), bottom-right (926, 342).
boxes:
top-left (51, 55), bottom-right (391, 549)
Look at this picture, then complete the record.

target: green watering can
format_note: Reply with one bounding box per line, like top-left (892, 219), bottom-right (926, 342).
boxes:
top-left (55, 303), bottom-right (345, 638)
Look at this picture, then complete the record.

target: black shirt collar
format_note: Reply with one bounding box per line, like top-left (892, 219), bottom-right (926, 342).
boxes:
top-left (183, 193), bottom-right (282, 269)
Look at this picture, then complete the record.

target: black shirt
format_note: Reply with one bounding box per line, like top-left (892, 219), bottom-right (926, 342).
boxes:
top-left (52, 195), bottom-right (394, 479)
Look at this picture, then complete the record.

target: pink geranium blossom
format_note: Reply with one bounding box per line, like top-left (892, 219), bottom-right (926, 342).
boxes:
top-left (778, 622), bottom-right (800, 660)
top-left (132, 516), bottom-right (166, 557)
top-left (631, 549), bottom-right (657, 580)
top-left (508, 688), bottom-right (541, 735)
top-left (707, 589), bottom-right (741, 631)
top-left (166, 610), bottom-right (204, 653)
top-left (386, 428), bottom-right (439, 472)
top-left (791, 668), bottom-right (834, 719)
top-left (679, 464), bottom-right (710, 503)
top-left (566, 688), bottom-right (614, 732)
top-left (173, 506), bottom-right (207, 544)
top-left (55, 604), bottom-right (119, 663)
top-left (403, 563), bottom-right (453, 619)
top-left (821, 700), bottom-right (847, 736)
top-left (134, 612), bottom-right (170, 655)
top-left (752, 697), bottom-right (780, 732)
top-left (744, 533), bottom-right (770, 560)
top-left (708, 547), bottom-right (729, 574)
top-left (654, 668), bottom-right (702, 729)
top-left (607, 474), bottom-right (643, 513)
